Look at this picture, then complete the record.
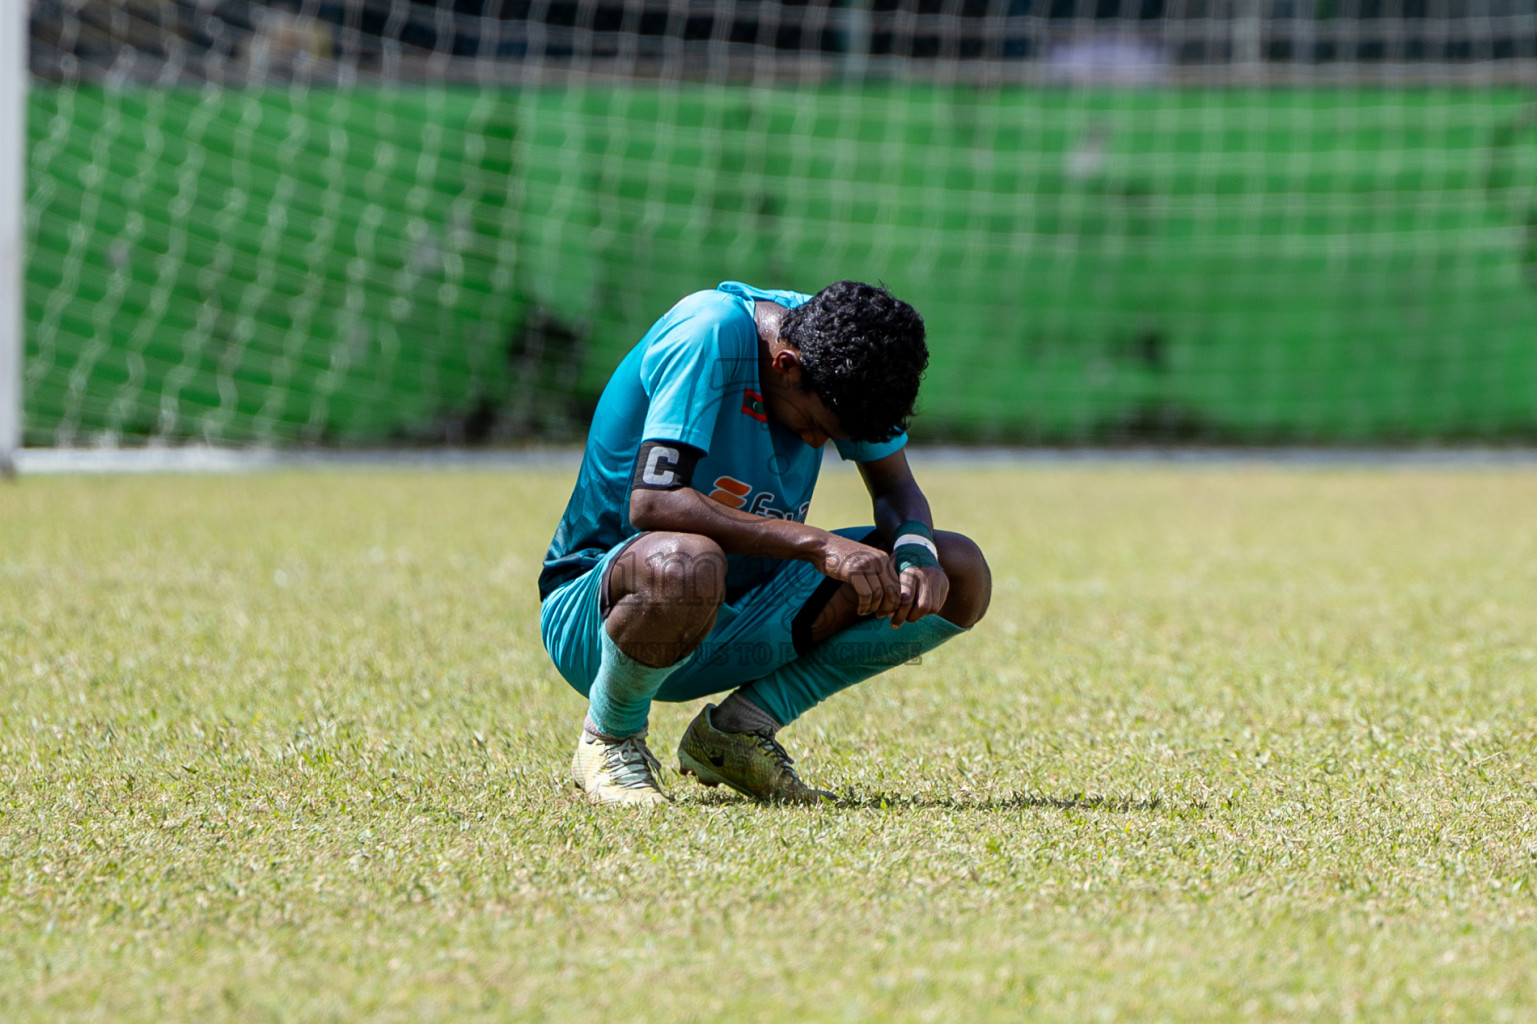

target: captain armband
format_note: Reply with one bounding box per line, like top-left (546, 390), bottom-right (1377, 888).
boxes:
top-left (631, 440), bottom-right (704, 492)
top-left (891, 520), bottom-right (941, 572)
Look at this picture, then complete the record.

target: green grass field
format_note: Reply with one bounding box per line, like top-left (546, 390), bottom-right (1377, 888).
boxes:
top-left (3, 462), bottom-right (1537, 1021)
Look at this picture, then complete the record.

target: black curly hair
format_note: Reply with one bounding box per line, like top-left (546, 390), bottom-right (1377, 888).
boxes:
top-left (778, 281), bottom-right (928, 444)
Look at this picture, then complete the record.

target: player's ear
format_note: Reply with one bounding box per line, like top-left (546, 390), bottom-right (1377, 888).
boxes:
top-left (770, 347), bottom-right (804, 380)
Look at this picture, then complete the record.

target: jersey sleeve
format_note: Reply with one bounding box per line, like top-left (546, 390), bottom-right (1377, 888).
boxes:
top-left (833, 431), bottom-right (908, 463)
top-left (638, 298), bottom-right (755, 455)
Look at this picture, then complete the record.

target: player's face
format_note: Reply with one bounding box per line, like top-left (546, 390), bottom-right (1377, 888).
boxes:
top-left (770, 387), bottom-right (845, 449)
top-left (762, 344), bottom-right (848, 448)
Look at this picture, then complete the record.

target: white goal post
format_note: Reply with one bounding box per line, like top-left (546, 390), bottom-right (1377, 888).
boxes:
top-left (0, 0), bottom-right (23, 476)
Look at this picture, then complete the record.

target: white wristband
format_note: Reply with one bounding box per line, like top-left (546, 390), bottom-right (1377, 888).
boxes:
top-left (892, 534), bottom-right (939, 558)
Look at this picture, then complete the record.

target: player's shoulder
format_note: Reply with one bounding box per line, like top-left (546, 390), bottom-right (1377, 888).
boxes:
top-left (641, 288), bottom-right (757, 365)
top-left (663, 288), bottom-right (752, 327)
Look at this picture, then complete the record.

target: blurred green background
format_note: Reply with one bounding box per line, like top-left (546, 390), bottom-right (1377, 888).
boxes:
top-left (23, 84), bottom-right (1537, 446)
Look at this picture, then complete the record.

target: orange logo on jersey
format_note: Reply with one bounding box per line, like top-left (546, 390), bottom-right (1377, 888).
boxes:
top-left (709, 476), bottom-right (752, 508)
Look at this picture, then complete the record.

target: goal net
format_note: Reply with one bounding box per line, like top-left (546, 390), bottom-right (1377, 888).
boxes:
top-left (14, 0), bottom-right (1537, 448)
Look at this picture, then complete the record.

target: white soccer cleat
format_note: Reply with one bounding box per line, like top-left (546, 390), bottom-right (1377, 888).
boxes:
top-left (570, 728), bottom-right (670, 807)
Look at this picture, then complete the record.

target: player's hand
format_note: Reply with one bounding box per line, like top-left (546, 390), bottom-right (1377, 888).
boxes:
top-left (816, 535), bottom-right (901, 618)
top-left (891, 564), bottom-right (949, 628)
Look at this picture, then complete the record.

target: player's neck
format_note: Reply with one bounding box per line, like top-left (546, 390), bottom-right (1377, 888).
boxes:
top-left (753, 300), bottom-right (788, 352)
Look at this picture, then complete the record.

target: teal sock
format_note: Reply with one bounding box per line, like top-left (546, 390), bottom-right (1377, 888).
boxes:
top-left (738, 614), bottom-right (966, 728)
top-left (587, 625), bottom-right (682, 738)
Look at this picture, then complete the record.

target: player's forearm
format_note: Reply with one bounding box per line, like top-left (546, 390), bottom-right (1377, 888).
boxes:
top-left (870, 482), bottom-right (933, 539)
top-left (629, 487), bottom-right (829, 563)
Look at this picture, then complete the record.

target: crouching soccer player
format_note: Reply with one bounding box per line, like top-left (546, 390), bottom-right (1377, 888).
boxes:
top-left (538, 281), bottom-right (991, 806)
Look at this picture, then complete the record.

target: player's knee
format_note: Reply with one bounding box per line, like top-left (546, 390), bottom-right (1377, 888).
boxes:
top-left (936, 531), bottom-right (991, 628)
top-left (634, 531), bottom-right (727, 618)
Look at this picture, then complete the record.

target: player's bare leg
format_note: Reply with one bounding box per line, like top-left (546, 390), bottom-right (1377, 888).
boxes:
top-left (680, 532), bottom-right (990, 802)
top-left (604, 532), bottom-right (727, 666)
top-left (572, 532), bottom-right (726, 806)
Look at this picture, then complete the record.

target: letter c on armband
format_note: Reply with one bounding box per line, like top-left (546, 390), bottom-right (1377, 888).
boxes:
top-left (633, 440), bottom-right (702, 492)
top-left (643, 445), bottom-right (679, 486)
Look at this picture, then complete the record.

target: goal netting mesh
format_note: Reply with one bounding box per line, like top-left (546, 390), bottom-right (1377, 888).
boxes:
top-left (18, 0), bottom-right (1537, 446)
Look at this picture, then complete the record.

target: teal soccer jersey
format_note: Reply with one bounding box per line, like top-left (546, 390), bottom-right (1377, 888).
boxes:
top-left (538, 282), bottom-right (906, 602)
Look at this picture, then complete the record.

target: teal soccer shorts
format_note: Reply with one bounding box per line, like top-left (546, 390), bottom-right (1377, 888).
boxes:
top-left (540, 527), bottom-right (874, 703)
